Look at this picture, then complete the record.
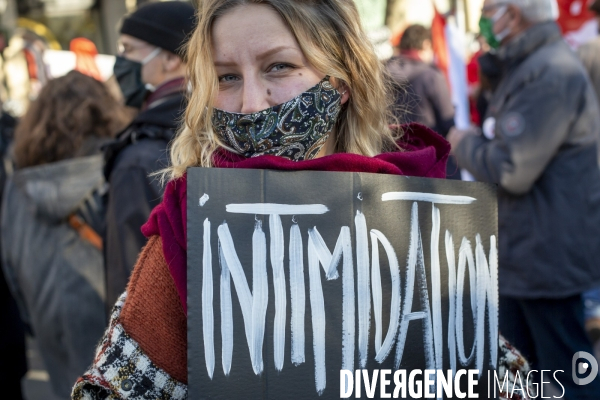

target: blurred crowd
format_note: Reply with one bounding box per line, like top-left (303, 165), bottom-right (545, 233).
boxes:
top-left (0, 2), bottom-right (195, 398)
top-left (1, 0), bottom-right (600, 398)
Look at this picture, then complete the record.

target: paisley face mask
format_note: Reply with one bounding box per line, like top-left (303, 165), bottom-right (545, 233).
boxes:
top-left (212, 77), bottom-right (343, 160)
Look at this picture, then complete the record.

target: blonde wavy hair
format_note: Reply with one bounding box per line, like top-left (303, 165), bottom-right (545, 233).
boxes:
top-left (165, 0), bottom-right (400, 180)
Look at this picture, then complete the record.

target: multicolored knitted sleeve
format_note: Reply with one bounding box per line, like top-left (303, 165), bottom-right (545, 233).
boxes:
top-left (71, 293), bottom-right (187, 400)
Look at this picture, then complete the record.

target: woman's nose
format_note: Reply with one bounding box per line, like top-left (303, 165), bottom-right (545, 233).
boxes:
top-left (240, 78), bottom-right (272, 114)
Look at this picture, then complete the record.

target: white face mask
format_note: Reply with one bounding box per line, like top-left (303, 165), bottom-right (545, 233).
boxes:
top-left (141, 47), bottom-right (161, 65)
top-left (141, 47), bottom-right (162, 92)
top-left (492, 6), bottom-right (512, 43)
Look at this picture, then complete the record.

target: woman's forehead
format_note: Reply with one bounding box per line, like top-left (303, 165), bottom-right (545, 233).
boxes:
top-left (212, 3), bottom-right (301, 61)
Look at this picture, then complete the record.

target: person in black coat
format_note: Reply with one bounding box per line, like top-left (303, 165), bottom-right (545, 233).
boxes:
top-left (104, 1), bottom-right (196, 309)
top-left (0, 111), bottom-right (26, 399)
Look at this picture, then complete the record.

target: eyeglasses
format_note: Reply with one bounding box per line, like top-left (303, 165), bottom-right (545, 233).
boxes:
top-left (116, 42), bottom-right (153, 56)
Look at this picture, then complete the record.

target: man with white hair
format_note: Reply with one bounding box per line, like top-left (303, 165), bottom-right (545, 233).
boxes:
top-left (449, 0), bottom-right (600, 397)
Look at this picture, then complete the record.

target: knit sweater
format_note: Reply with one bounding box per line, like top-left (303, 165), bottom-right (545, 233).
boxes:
top-left (72, 237), bottom-right (188, 399)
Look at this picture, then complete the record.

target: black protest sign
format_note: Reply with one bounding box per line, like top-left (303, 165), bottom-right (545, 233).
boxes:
top-left (188, 168), bottom-right (498, 399)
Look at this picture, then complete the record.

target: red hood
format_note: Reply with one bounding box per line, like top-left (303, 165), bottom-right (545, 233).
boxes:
top-left (141, 123), bottom-right (450, 313)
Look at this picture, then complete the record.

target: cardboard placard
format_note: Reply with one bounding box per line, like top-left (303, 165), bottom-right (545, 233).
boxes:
top-left (188, 168), bottom-right (498, 399)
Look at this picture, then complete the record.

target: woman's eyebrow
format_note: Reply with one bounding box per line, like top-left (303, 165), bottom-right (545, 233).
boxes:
top-left (214, 46), bottom-right (300, 67)
top-left (214, 60), bottom-right (237, 67)
top-left (255, 45), bottom-right (299, 60)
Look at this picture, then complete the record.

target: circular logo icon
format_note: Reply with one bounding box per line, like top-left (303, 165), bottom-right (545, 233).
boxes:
top-left (500, 112), bottom-right (526, 138)
top-left (573, 351), bottom-right (599, 385)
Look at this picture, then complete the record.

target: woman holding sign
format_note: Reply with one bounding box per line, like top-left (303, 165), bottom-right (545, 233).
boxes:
top-left (73, 1), bottom-right (530, 398)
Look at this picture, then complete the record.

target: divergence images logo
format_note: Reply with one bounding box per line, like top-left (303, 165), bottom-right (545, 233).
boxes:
top-left (572, 351), bottom-right (598, 386)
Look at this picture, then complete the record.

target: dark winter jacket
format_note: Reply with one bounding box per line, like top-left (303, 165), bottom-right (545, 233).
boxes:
top-left (386, 53), bottom-right (455, 137)
top-left (103, 78), bottom-right (186, 309)
top-left (0, 112), bottom-right (27, 397)
top-left (454, 22), bottom-right (600, 298)
top-left (1, 154), bottom-right (107, 397)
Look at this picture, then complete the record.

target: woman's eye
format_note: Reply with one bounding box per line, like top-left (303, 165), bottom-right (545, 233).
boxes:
top-left (219, 75), bottom-right (239, 83)
top-left (270, 63), bottom-right (292, 73)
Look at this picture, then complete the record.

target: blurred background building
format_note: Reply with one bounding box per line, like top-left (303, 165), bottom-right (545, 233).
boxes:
top-left (0, 0), bottom-right (482, 115)
top-left (0, 0), bottom-right (593, 124)
top-left (0, 0), bottom-right (481, 55)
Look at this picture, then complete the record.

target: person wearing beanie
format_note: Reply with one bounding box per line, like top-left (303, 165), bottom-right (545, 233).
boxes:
top-left (103, 1), bottom-right (196, 310)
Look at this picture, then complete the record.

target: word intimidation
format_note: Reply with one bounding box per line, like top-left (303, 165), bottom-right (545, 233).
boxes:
top-left (197, 191), bottom-right (498, 395)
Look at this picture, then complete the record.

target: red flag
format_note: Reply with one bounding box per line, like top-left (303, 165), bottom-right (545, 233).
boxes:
top-left (431, 5), bottom-right (449, 80)
top-left (556, 0), bottom-right (598, 47)
top-left (557, 0), bottom-right (595, 32)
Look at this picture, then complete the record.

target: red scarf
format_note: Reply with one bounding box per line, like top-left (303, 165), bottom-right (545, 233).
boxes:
top-left (399, 49), bottom-right (423, 61)
top-left (142, 123), bottom-right (450, 312)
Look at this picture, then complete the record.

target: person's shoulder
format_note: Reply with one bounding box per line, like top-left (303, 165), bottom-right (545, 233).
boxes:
top-left (535, 37), bottom-right (579, 66)
top-left (548, 41), bottom-right (590, 81)
top-left (386, 56), bottom-right (408, 78)
top-left (579, 37), bottom-right (600, 51)
top-left (577, 38), bottom-right (600, 62)
top-left (422, 63), bottom-right (446, 80)
top-left (110, 131), bottom-right (170, 174)
top-left (519, 39), bottom-right (586, 87)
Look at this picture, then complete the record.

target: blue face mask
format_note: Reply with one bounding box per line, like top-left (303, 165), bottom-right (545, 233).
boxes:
top-left (212, 77), bottom-right (343, 161)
